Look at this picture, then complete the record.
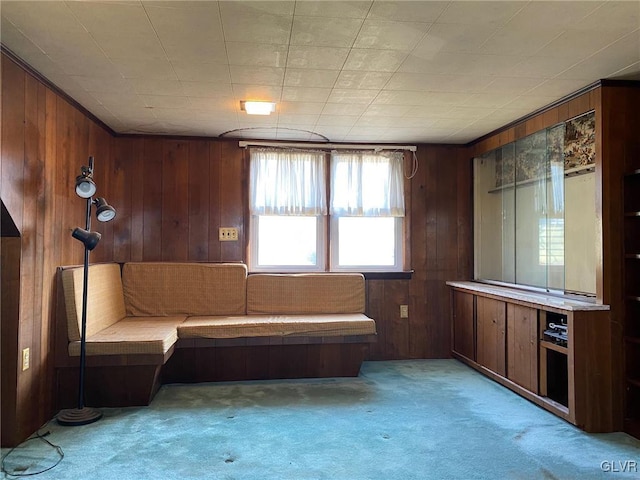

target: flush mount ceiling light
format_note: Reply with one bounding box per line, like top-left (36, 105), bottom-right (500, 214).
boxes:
top-left (240, 101), bottom-right (276, 115)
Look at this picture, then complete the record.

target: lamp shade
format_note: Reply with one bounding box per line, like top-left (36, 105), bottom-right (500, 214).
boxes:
top-left (71, 228), bottom-right (101, 251)
top-left (75, 175), bottom-right (96, 198)
top-left (94, 198), bottom-right (117, 222)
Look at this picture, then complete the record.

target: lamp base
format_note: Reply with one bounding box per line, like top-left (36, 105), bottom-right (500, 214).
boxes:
top-left (57, 407), bottom-right (103, 426)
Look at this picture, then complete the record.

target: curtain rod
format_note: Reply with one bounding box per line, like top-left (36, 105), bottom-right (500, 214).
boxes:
top-left (238, 141), bottom-right (417, 152)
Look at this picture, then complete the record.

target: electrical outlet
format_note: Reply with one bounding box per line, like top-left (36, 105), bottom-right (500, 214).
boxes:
top-left (22, 348), bottom-right (30, 371)
top-left (400, 305), bottom-right (409, 318)
top-left (219, 227), bottom-right (239, 241)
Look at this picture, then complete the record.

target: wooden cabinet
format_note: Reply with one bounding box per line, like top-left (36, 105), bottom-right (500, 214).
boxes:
top-left (507, 304), bottom-right (538, 393)
top-left (448, 281), bottom-right (612, 432)
top-left (452, 290), bottom-right (474, 361)
top-left (623, 169), bottom-right (640, 437)
top-left (476, 296), bottom-right (506, 376)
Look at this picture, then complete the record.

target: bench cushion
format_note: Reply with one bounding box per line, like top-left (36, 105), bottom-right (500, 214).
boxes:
top-left (122, 262), bottom-right (247, 316)
top-left (68, 316), bottom-right (186, 356)
top-left (178, 314), bottom-right (376, 339)
top-left (62, 263), bottom-right (127, 341)
top-left (247, 274), bottom-right (365, 315)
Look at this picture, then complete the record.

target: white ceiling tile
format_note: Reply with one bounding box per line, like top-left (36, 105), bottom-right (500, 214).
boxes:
top-left (526, 78), bottom-right (593, 98)
top-left (577, 1), bottom-right (640, 33)
top-left (172, 62), bottom-right (231, 83)
top-left (130, 78), bottom-right (185, 96)
top-left (163, 41), bottom-right (228, 64)
top-left (343, 49), bottom-right (407, 72)
top-left (505, 56), bottom-right (578, 79)
top-left (70, 75), bottom-right (136, 95)
top-left (111, 57), bottom-right (177, 79)
top-left (400, 52), bottom-right (521, 77)
top-left (321, 103), bottom-right (368, 116)
top-left (287, 45), bottom-right (350, 70)
top-left (291, 16), bottom-right (363, 47)
top-left (180, 81), bottom-right (233, 98)
top-left (346, 126), bottom-right (389, 137)
top-left (282, 87), bottom-right (332, 103)
top-left (363, 104), bottom-right (413, 117)
top-left (436, 2), bottom-right (525, 25)
top-left (294, 1), bottom-right (372, 19)
top-left (145, 3), bottom-right (224, 44)
top-left (0, 18), bottom-right (44, 56)
top-left (316, 115), bottom-right (358, 127)
top-left (610, 61), bottom-right (640, 81)
top-left (140, 95), bottom-right (191, 109)
top-left (219, 3), bottom-right (292, 44)
top-left (354, 20), bottom-right (430, 51)
top-left (371, 90), bottom-right (434, 106)
top-left (48, 53), bottom-right (121, 78)
top-left (413, 23), bottom-right (501, 57)
top-left (226, 42), bottom-right (288, 67)
top-left (96, 33), bottom-right (167, 59)
top-left (278, 102), bottom-right (325, 115)
top-left (479, 25), bottom-right (565, 56)
top-left (405, 105), bottom-right (454, 117)
top-left (502, 96), bottom-right (559, 111)
top-left (464, 93), bottom-right (518, 109)
top-left (535, 28), bottom-right (633, 60)
top-left (367, 2), bottom-right (448, 23)
top-left (354, 116), bottom-right (403, 128)
top-left (231, 84), bottom-right (282, 102)
top-left (386, 73), bottom-right (493, 92)
top-left (506, 2), bottom-right (603, 30)
top-left (481, 77), bottom-right (545, 95)
top-left (277, 113), bottom-right (320, 125)
top-left (284, 69), bottom-right (340, 88)
top-left (327, 88), bottom-right (378, 105)
top-left (93, 92), bottom-right (146, 109)
top-left (335, 71), bottom-right (392, 89)
top-left (229, 66), bottom-right (284, 86)
top-left (68, 2), bottom-right (154, 37)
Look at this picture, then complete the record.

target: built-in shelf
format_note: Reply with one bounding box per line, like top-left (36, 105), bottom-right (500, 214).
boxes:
top-left (627, 296), bottom-right (640, 302)
top-left (625, 169), bottom-right (640, 177)
top-left (627, 254), bottom-right (640, 259)
top-left (625, 211), bottom-right (640, 217)
top-left (540, 340), bottom-right (568, 354)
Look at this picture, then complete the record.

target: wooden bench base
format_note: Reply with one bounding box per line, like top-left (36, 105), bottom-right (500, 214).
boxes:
top-left (55, 337), bottom-right (375, 409)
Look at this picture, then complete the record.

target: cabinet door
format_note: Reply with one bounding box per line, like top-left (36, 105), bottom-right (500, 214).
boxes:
top-left (453, 291), bottom-right (475, 360)
top-left (476, 296), bottom-right (506, 376)
top-left (507, 304), bottom-right (538, 393)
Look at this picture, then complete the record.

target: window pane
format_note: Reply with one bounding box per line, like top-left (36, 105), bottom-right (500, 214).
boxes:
top-left (257, 216), bottom-right (318, 266)
top-left (337, 217), bottom-right (396, 266)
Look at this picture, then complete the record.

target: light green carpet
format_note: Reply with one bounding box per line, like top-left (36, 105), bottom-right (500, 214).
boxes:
top-left (2, 360), bottom-right (639, 479)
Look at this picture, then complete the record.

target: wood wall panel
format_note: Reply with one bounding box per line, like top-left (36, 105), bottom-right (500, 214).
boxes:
top-left (1, 52), bottom-right (115, 446)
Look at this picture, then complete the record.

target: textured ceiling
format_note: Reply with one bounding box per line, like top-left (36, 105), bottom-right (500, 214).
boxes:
top-left (1, 1), bottom-right (639, 144)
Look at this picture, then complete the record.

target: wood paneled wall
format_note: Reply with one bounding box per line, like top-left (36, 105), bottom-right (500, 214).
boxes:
top-left (1, 51), bottom-right (472, 445)
top-left (1, 53), bottom-right (115, 446)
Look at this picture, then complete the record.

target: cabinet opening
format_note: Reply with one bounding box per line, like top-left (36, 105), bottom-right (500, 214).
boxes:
top-left (546, 348), bottom-right (568, 408)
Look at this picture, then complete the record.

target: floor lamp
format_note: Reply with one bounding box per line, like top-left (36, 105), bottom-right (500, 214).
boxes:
top-left (58, 156), bottom-right (116, 426)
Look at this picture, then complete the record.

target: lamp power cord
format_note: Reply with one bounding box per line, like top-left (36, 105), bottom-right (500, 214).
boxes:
top-left (1, 422), bottom-right (64, 477)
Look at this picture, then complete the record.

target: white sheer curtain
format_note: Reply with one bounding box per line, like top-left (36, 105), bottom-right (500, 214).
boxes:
top-left (330, 151), bottom-right (405, 217)
top-left (249, 148), bottom-right (327, 216)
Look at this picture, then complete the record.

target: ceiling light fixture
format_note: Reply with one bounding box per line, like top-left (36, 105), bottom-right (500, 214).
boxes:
top-left (241, 101), bottom-right (276, 115)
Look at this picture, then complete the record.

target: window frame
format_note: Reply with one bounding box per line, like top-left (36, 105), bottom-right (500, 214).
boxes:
top-left (248, 149), bottom-right (408, 273)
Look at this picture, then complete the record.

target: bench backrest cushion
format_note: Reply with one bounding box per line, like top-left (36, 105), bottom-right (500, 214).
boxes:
top-left (246, 273), bottom-right (365, 315)
top-left (62, 263), bottom-right (127, 341)
top-left (122, 262), bottom-right (247, 316)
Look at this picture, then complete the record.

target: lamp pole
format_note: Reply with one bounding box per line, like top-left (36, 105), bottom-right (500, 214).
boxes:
top-left (58, 156), bottom-right (114, 426)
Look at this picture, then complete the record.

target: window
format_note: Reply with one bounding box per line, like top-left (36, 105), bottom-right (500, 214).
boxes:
top-left (249, 148), bottom-right (405, 272)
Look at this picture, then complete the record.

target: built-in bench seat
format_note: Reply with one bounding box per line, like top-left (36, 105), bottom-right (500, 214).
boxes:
top-left (55, 262), bottom-right (376, 409)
